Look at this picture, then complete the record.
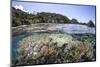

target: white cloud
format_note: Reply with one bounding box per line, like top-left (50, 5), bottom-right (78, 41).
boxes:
top-left (13, 5), bottom-right (33, 14)
top-left (14, 5), bottom-right (25, 11)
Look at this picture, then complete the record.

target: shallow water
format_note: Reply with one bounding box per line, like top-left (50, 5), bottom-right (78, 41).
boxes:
top-left (12, 24), bottom-right (96, 64)
top-left (56, 24), bottom-right (95, 34)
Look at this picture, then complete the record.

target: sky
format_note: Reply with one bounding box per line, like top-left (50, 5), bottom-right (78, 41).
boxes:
top-left (12, 1), bottom-right (96, 23)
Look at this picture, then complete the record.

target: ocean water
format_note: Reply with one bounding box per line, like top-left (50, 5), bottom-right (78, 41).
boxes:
top-left (56, 24), bottom-right (95, 34)
top-left (12, 24), bottom-right (95, 64)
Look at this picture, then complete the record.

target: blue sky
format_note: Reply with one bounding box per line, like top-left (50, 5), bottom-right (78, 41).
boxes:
top-left (12, 1), bottom-right (96, 23)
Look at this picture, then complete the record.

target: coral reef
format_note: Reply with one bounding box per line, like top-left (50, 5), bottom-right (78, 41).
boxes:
top-left (14, 33), bottom-right (95, 66)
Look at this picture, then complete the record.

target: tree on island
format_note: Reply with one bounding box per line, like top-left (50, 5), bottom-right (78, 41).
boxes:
top-left (71, 18), bottom-right (79, 24)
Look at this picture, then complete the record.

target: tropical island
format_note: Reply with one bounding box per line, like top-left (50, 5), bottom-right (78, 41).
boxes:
top-left (12, 7), bottom-right (95, 27)
top-left (12, 7), bottom-right (95, 36)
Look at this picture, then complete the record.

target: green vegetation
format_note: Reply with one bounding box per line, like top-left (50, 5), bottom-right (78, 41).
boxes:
top-left (70, 18), bottom-right (79, 24)
top-left (12, 7), bottom-right (70, 27)
top-left (12, 7), bottom-right (95, 27)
